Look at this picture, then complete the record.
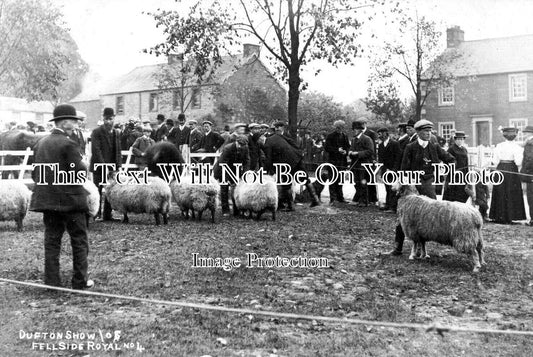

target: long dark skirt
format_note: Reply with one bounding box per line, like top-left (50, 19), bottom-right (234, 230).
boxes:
top-left (489, 162), bottom-right (526, 223)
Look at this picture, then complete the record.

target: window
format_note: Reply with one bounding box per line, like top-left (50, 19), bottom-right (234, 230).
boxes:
top-left (149, 92), bottom-right (158, 112)
top-left (509, 118), bottom-right (528, 142)
top-left (191, 88), bottom-right (201, 109)
top-left (172, 90), bottom-right (182, 110)
top-left (116, 96), bottom-right (124, 115)
top-left (438, 122), bottom-right (455, 143)
top-left (509, 74), bottom-right (527, 102)
top-left (438, 85), bottom-right (454, 106)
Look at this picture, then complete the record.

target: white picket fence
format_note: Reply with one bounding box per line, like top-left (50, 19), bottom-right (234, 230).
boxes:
top-left (0, 144), bottom-right (220, 184)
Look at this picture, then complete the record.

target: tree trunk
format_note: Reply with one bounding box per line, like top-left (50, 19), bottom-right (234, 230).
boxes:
top-left (287, 65), bottom-right (300, 138)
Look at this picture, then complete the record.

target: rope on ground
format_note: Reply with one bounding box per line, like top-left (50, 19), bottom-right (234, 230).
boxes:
top-left (1, 277), bottom-right (532, 337)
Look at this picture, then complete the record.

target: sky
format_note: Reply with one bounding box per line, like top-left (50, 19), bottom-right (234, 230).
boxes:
top-left (54, 0), bottom-right (533, 105)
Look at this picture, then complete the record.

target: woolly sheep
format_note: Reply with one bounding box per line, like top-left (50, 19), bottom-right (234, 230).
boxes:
top-left (105, 175), bottom-right (171, 225)
top-left (170, 175), bottom-right (220, 223)
top-left (83, 180), bottom-right (100, 218)
top-left (232, 175), bottom-right (278, 220)
top-left (396, 185), bottom-right (485, 272)
top-left (0, 180), bottom-right (32, 231)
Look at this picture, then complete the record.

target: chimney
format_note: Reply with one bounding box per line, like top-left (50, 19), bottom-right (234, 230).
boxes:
top-left (243, 43), bottom-right (260, 58)
top-left (446, 26), bottom-right (464, 48)
top-left (168, 53), bottom-right (184, 65)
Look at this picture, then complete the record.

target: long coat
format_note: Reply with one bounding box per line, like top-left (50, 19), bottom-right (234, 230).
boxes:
top-left (152, 124), bottom-right (169, 142)
top-left (199, 131), bottom-right (225, 153)
top-left (263, 133), bottom-right (302, 174)
top-left (521, 137), bottom-right (533, 182)
top-left (213, 142), bottom-right (250, 183)
top-left (325, 131), bottom-right (350, 167)
top-left (90, 125), bottom-right (122, 172)
top-left (378, 139), bottom-right (401, 172)
top-left (30, 129), bottom-right (88, 213)
top-left (189, 129), bottom-right (203, 152)
top-left (167, 125), bottom-right (190, 146)
top-left (442, 143), bottom-right (469, 202)
top-left (349, 133), bottom-right (375, 168)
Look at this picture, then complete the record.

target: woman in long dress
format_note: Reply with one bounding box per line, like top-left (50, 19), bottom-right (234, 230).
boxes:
top-left (489, 127), bottom-right (526, 224)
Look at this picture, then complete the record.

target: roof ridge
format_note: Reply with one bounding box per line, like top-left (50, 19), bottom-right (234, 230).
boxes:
top-left (463, 33), bottom-right (533, 44)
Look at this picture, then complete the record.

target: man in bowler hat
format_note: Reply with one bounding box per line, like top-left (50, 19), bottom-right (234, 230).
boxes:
top-left (90, 108), bottom-right (122, 221)
top-left (30, 104), bottom-right (94, 289)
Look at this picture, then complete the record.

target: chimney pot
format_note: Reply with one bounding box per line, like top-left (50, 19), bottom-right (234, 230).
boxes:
top-left (446, 26), bottom-right (464, 48)
top-left (243, 43), bottom-right (261, 58)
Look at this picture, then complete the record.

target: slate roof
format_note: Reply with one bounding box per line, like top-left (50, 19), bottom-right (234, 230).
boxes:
top-left (72, 54), bottom-right (261, 101)
top-left (440, 34), bottom-right (533, 77)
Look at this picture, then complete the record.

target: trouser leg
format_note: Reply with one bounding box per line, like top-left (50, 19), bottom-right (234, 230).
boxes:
top-left (43, 211), bottom-right (65, 286)
top-left (527, 183), bottom-right (533, 222)
top-left (65, 212), bottom-right (89, 288)
top-left (220, 185), bottom-right (230, 212)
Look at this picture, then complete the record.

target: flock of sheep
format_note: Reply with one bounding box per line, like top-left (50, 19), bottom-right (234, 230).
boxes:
top-left (0, 142), bottom-right (486, 272)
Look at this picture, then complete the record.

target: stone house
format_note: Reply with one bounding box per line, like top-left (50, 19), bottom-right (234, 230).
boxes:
top-left (423, 27), bottom-right (533, 146)
top-left (0, 96), bottom-right (53, 131)
top-left (70, 44), bottom-right (286, 130)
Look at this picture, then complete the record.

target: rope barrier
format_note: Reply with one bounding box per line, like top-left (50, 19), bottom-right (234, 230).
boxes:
top-left (1, 277), bottom-right (533, 337)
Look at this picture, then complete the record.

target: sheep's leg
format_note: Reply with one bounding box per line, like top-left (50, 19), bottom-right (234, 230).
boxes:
top-left (256, 209), bottom-right (264, 221)
top-left (191, 210), bottom-right (196, 219)
top-left (183, 209), bottom-right (189, 220)
top-left (421, 241), bottom-right (430, 259)
top-left (271, 207), bottom-right (276, 221)
top-left (123, 213), bottom-right (129, 223)
top-left (477, 240), bottom-right (486, 266)
top-left (471, 250), bottom-right (481, 273)
top-left (198, 210), bottom-right (203, 221)
top-left (154, 213), bottom-right (161, 225)
top-left (210, 208), bottom-right (215, 223)
top-left (247, 210), bottom-right (253, 219)
top-left (15, 215), bottom-right (23, 231)
top-left (409, 241), bottom-right (417, 260)
top-left (163, 213), bottom-right (168, 225)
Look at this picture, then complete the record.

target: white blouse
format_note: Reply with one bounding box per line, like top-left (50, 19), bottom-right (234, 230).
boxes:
top-left (493, 140), bottom-right (523, 167)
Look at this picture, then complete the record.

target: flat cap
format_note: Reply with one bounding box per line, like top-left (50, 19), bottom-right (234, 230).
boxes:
top-left (377, 127), bottom-right (389, 133)
top-left (233, 122), bottom-right (247, 129)
top-left (260, 123), bottom-right (270, 129)
top-left (522, 125), bottom-right (533, 133)
top-left (188, 119), bottom-right (198, 125)
top-left (352, 121), bottom-right (365, 130)
top-left (248, 123), bottom-right (260, 129)
top-left (414, 119), bottom-right (433, 131)
top-left (202, 120), bottom-right (213, 126)
top-left (273, 121), bottom-right (286, 127)
top-left (501, 127), bottom-right (518, 132)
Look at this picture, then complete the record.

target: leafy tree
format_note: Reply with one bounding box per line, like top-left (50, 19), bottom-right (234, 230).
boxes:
top-left (0, 0), bottom-right (88, 102)
top-left (363, 82), bottom-right (405, 124)
top-left (297, 91), bottom-right (346, 134)
top-left (368, 14), bottom-right (460, 121)
top-left (147, 0), bottom-right (397, 136)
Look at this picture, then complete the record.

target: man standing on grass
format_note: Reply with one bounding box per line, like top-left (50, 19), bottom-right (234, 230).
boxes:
top-left (520, 125), bottom-right (533, 226)
top-left (30, 104), bottom-right (94, 290)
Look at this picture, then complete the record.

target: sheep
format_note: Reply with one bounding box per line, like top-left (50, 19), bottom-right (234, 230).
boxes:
top-left (83, 180), bottom-right (100, 218)
top-left (232, 175), bottom-right (278, 220)
top-left (145, 141), bottom-right (184, 180)
top-left (0, 180), bottom-right (32, 231)
top-left (105, 174), bottom-right (171, 225)
top-left (170, 175), bottom-right (219, 223)
top-left (395, 185), bottom-right (485, 272)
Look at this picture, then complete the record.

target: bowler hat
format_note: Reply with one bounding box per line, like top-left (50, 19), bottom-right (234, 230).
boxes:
top-left (502, 127), bottom-right (518, 133)
top-left (156, 114), bottom-right (165, 121)
top-left (49, 104), bottom-right (81, 122)
top-left (177, 113), bottom-right (186, 121)
top-left (406, 119), bottom-right (416, 128)
top-left (414, 119), bottom-right (433, 131)
top-left (165, 118), bottom-right (174, 126)
top-left (377, 127), bottom-right (389, 133)
top-left (398, 122), bottom-right (407, 129)
top-left (103, 107), bottom-right (115, 118)
top-left (273, 121), bottom-right (286, 128)
top-left (352, 121), bottom-right (365, 130)
top-left (522, 125), bottom-right (533, 133)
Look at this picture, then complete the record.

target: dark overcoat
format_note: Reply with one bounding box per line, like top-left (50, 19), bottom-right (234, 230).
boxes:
top-left (30, 129), bottom-right (88, 213)
top-left (167, 125), bottom-right (190, 146)
top-left (200, 131), bottom-right (225, 153)
top-left (263, 133), bottom-right (302, 174)
top-left (521, 138), bottom-right (533, 182)
top-left (325, 131), bottom-right (350, 167)
top-left (349, 133), bottom-right (375, 168)
top-left (401, 140), bottom-right (455, 173)
top-left (90, 125), bottom-right (122, 171)
top-left (213, 142), bottom-right (250, 183)
top-left (378, 139), bottom-right (401, 172)
top-left (189, 129), bottom-right (203, 152)
top-left (442, 143), bottom-right (469, 202)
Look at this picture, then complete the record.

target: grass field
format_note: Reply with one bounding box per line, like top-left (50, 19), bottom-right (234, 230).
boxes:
top-left (1, 202), bottom-right (532, 356)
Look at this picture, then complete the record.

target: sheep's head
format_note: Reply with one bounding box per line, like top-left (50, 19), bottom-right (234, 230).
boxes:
top-left (393, 184), bottom-right (418, 197)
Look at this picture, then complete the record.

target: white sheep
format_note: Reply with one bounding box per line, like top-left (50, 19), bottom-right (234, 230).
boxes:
top-left (396, 185), bottom-right (485, 272)
top-left (232, 175), bottom-right (278, 220)
top-left (170, 175), bottom-right (220, 223)
top-left (0, 180), bottom-right (31, 231)
top-left (105, 175), bottom-right (171, 225)
top-left (83, 180), bottom-right (100, 218)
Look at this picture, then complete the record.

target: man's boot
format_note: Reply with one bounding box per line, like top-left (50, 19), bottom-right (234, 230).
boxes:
top-left (306, 181), bottom-right (320, 208)
top-left (387, 224), bottom-right (404, 255)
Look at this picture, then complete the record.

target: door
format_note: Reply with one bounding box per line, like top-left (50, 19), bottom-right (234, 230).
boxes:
top-left (475, 121), bottom-right (490, 146)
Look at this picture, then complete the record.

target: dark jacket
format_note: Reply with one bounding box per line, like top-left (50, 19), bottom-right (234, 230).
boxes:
top-left (401, 140), bottom-right (455, 176)
top-left (30, 129), bottom-right (88, 213)
top-left (248, 132), bottom-right (262, 170)
top-left (213, 142), bottom-right (250, 183)
top-left (189, 129), bottom-right (203, 152)
top-left (520, 137), bottom-right (533, 182)
top-left (324, 131), bottom-right (350, 167)
top-left (152, 124), bottom-right (169, 142)
top-left (90, 125), bottom-right (122, 172)
top-left (349, 133), bottom-right (375, 168)
top-left (132, 136), bottom-right (155, 166)
top-left (398, 135), bottom-right (410, 155)
top-left (167, 125), bottom-right (190, 146)
top-left (378, 138), bottom-right (401, 172)
top-left (263, 133), bottom-right (302, 174)
top-left (442, 143), bottom-right (469, 202)
top-left (199, 131), bottom-right (225, 153)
